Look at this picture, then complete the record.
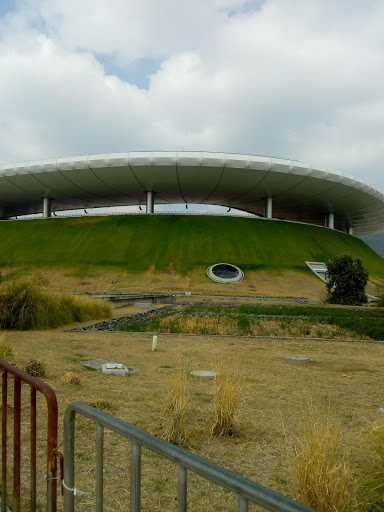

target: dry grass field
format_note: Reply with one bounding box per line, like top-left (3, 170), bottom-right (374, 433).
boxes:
top-left (2, 265), bottom-right (331, 299)
top-left (4, 326), bottom-right (384, 511)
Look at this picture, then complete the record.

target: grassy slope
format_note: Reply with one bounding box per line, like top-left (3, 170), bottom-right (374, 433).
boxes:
top-left (0, 214), bottom-right (382, 276)
top-left (0, 215), bottom-right (384, 276)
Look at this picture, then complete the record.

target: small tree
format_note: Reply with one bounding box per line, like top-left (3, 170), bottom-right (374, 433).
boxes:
top-left (326, 255), bottom-right (369, 305)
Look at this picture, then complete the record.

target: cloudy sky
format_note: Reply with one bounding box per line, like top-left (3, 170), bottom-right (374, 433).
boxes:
top-left (0, 0), bottom-right (383, 190)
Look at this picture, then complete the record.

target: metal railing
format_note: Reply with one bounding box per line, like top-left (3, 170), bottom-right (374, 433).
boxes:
top-left (0, 360), bottom-right (59, 512)
top-left (64, 401), bottom-right (315, 512)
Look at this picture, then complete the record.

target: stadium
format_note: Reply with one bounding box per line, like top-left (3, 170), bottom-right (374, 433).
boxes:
top-left (0, 151), bottom-right (383, 298)
top-left (1, 151), bottom-right (384, 235)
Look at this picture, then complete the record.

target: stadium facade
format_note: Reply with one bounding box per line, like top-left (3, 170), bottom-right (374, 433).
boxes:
top-left (0, 151), bottom-right (383, 235)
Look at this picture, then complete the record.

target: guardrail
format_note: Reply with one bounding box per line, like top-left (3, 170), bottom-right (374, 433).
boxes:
top-left (64, 401), bottom-right (315, 512)
top-left (0, 360), bottom-right (59, 512)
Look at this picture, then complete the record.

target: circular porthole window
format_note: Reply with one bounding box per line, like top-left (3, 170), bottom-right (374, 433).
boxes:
top-left (206, 263), bottom-right (244, 284)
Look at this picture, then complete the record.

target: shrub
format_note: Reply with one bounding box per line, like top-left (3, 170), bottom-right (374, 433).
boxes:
top-left (211, 365), bottom-right (241, 437)
top-left (163, 367), bottom-right (188, 446)
top-left (0, 280), bottom-right (111, 330)
top-left (61, 371), bottom-right (81, 385)
top-left (290, 409), bottom-right (352, 511)
top-left (25, 359), bottom-right (46, 378)
top-left (326, 255), bottom-right (369, 306)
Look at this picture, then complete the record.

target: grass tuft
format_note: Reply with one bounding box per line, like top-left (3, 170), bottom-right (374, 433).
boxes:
top-left (358, 423), bottom-right (384, 511)
top-left (25, 359), bottom-right (46, 378)
top-left (211, 364), bottom-right (241, 437)
top-left (61, 371), bottom-right (81, 385)
top-left (290, 408), bottom-right (352, 512)
top-left (163, 366), bottom-right (188, 446)
top-left (0, 280), bottom-right (111, 330)
top-left (0, 332), bottom-right (13, 362)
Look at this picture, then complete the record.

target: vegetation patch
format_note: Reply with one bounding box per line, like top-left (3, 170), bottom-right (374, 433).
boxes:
top-left (290, 407), bottom-right (352, 511)
top-left (163, 366), bottom-right (189, 446)
top-left (120, 303), bottom-right (384, 340)
top-left (0, 333), bottom-right (13, 363)
top-left (0, 280), bottom-right (111, 330)
top-left (211, 364), bottom-right (242, 437)
top-left (358, 424), bottom-right (384, 511)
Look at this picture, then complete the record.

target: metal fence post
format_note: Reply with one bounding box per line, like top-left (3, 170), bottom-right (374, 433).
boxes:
top-left (96, 424), bottom-right (104, 512)
top-left (130, 441), bottom-right (141, 512)
top-left (13, 378), bottom-right (21, 512)
top-left (1, 372), bottom-right (7, 512)
top-left (31, 387), bottom-right (37, 512)
top-left (238, 496), bottom-right (249, 512)
top-left (178, 465), bottom-right (187, 512)
top-left (63, 408), bottom-right (76, 512)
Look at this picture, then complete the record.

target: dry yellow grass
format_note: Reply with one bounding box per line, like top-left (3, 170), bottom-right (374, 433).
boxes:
top-left (290, 406), bottom-right (352, 511)
top-left (61, 370), bottom-right (81, 385)
top-left (211, 364), bottom-right (242, 436)
top-left (163, 364), bottom-right (189, 446)
top-left (3, 265), bottom-right (329, 299)
top-left (0, 331), bottom-right (13, 362)
top-left (4, 329), bottom-right (384, 511)
top-left (356, 423), bottom-right (384, 510)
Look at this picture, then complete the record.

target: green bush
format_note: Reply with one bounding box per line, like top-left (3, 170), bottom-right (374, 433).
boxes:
top-left (0, 281), bottom-right (111, 330)
top-left (326, 255), bottom-right (369, 306)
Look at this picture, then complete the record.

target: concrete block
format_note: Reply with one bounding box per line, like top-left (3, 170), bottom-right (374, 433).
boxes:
top-left (285, 356), bottom-right (310, 364)
top-left (101, 363), bottom-right (131, 376)
top-left (190, 370), bottom-right (216, 379)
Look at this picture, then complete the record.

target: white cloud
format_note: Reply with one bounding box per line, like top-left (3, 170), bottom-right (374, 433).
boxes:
top-left (39, 0), bottom-right (247, 63)
top-left (0, 0), bottom-right (383, 191)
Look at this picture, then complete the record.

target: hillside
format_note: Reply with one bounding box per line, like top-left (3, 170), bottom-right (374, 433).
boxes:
top-left (0, 214), bottom-right (383, 298)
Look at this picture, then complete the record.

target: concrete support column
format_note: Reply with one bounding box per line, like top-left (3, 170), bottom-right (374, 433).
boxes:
top-left (348, 226), bottom-right (354, 235)
top-left (264, 197), bottom-right (273, 219)
top-left (43, 197), bottom-right (52, 218)
top-left (327, 213), bottom-right (335, 229)
top-left (146, 190), bottom-right (155, 214)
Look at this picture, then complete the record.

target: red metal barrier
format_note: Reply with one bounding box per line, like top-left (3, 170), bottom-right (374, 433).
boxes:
top-left (0, 360), bottom-right (59, 512)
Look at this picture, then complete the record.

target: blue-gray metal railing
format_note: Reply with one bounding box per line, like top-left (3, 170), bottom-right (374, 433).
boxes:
top-left (63, 401), bottom-right (316, 512)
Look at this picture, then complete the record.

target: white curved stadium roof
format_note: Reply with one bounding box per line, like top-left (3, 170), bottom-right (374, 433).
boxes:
top-left (1, 151), bottom-right (383, 235)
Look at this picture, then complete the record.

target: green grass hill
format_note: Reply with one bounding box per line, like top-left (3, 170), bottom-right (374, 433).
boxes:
top-left (0, 214), bottom-right (383, 298)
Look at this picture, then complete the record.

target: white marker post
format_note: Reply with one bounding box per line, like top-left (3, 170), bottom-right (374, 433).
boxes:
top-left (152, 335), bottom-right (158, 351)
